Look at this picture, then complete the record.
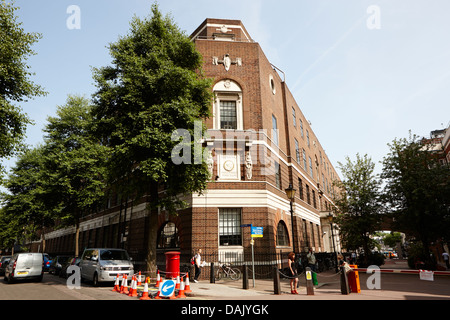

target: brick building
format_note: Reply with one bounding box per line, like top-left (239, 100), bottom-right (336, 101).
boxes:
top-left (34, 19), bottom-right (342, 271)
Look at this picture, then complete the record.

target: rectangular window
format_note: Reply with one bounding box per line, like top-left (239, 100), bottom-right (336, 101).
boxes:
top-left (219, 208), bottom-right (242, 246)
top-left (302, 149), bottom-right (307, 170)
top-left (275, 161), bottom-right (281, 189)
top-left (306, 130), bottom-right (310, 147)
top-left (312, 190), bottom-right (316, 208)
top-left (300, 119), bottom-right (304, 138)
top-left (306, 184), bottom-right (310, 205)
top-left (292, 107), bottom-right (296, 127)
top-left (295, 139), bottom-right (300, 163)
top-left (309, 156), bottom-right (313, 178)
top-left (272, 115), bottom-right (278, 146)
top-left (220, 101), bottom-right (237, 129)
top-left (298, 178), bottom-right (304, 200)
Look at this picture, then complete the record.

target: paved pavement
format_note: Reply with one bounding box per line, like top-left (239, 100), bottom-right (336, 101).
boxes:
top-left (182, 259), bottom-right (450, 300)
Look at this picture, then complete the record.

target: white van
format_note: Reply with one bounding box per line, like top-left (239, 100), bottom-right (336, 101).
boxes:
top-left (79, 248), bottom-right (134, 286)
top-left (4, 253), bottom-right (44, 283)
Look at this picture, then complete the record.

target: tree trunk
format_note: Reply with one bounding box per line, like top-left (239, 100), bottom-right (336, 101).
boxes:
top-left (75, 220), bottom-right (80, 257)
top-left (145, 184), bottom-right (159, 278)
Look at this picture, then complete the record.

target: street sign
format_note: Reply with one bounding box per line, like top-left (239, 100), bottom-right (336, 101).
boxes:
top-left (251, 226), bottom-right (263, 238)
top-left (240, 224), bottom-right (252, 228)
top-left (159, 280), bottom-right (176, 297)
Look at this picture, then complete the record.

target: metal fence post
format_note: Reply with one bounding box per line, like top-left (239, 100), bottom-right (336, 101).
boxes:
top-left (273, 266), bottom-right (281, 295)
top-left (242, 265), bottom-right (249, 289)
top-left (305, 267), bottom-right (315, 295)
top-left (210, 262), bottom-right (215, 283)
top-left (340, 266), bottom-right (350, 295)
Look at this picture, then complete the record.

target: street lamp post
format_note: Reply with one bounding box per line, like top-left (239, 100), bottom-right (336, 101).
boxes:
top-left (327, 212), bottom-right (338, 273)
top-left (285, 184), bottom-right (297, 254)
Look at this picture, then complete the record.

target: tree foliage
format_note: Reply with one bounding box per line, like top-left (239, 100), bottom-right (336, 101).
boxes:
top-left (333, 154), bottom-right (383, 264)
top-left (0, 1), bottom-right (46, 179)
top-left (91, 4), bottom-right (213, 272)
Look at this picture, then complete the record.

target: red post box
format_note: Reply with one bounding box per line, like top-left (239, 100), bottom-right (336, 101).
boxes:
top-left (348, 264), bottom-right (361, 293)
top-left (165, 251), bottom-right (180, 279)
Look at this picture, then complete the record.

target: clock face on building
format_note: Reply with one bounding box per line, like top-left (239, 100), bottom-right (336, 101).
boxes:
top-left (223, 160), bottom-right (235, 172)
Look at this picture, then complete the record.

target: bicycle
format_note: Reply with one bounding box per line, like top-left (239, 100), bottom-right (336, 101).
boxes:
top-left (215, 262), bottom-right (241, 281)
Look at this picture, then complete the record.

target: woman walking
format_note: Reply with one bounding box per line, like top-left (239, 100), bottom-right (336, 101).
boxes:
top-left (288, 252), bottom-right (298, 294)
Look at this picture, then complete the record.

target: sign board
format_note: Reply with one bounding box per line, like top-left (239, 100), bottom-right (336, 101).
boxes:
top-left (240, 224), bottom-right (252, 228)
top-left (419, 270), bottom-right (434, 281)
top-left (306, 271), bottom-right (312, 281)
top-left (159, 280), bottom-right (176, 297)
top-left (251, 226), bottom-right (263, 238)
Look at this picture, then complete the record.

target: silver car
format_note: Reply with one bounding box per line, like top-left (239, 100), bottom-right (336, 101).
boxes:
top-left (79, 248), bottom-right (134, 286)
top-left (4, 253), bottom-right (44, 283)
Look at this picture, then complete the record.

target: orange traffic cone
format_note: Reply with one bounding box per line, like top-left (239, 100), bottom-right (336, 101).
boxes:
top-left (119, 274), bottom-right (126, 293)
top-left (184, 273), bottom-right (192, 293)
top-left (137, 271), bottom-right (142, 286)
top-left (177, 279), bottom-right (186, 298)
top-left (140, 277), bottom-right (151, 300)
top-left (155, 270), bottom-right (161, 288)
top-left (154, 282), bottom-right (163, 299)
top-left (175, 275), bottom-right (180, 289)
top-left (112, 274), bottom-right (121, 292)
top-left (128, 275), bottom-right (138, 297)
top-left (122, 274), bottom-right (129, 295)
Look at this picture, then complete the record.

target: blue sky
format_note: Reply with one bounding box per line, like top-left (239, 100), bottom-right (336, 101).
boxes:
top-left (6, 0), bottom-right (450, 179)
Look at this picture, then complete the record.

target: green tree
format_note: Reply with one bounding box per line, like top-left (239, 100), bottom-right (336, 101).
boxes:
top-left (381, 134), bottom-right (450, 268)
top-left (42, 95), bottom-right (110, 257)
top-left (333, 154), bottom-right (383, 265)
top-left (91, 4), bottom-right (212, 273)
top-left (0, 1), bottom-right (46, 179)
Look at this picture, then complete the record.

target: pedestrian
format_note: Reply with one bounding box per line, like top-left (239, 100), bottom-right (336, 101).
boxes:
top-left (193, 249), bottom-right (203, 283)
top-left (307, 248), bottom-right (316, 272)
top-left (287, 252), bottom-right (298, 294)
top-left (337, 254), bottom-right (351, 273)
top-left (442, 251), bottom-right (450, 270)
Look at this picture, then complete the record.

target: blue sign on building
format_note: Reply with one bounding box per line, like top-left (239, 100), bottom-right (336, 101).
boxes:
top-left (251, 226), bottom-right (263, 238)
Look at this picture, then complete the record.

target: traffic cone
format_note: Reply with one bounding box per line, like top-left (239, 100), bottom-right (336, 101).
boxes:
top-left (119, 274), bottom-right (126, 293)
top-left (137, 271), bottom-right (142, 286)
top-left (122, 274), bottom-right (129, 295)
top-left (177, 279), bottom-right (186, 298)
top-left (128, 275), bottom-right (138, 297)
top-left (112, 274), bottom-right (121, 292)
top-left (127, 275), bottom-right (135, 296)
top-left (175, 275), bottom-right (180, 289)
top-left (154, 282), bottom-right (163, 299)
top-left (155, 270), bottom-right (161, 288)
top-left (140, 277), bottom-right (151, 300)
top-left (184, 273), bottom-right (192, 293)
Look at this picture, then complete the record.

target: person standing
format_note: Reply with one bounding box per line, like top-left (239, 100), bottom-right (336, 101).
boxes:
top-left (307, 248), bottom-right (316, 272)
top-left (288, 252), bottom-right (298, 294)
top-left (193, 249), bottom-right (203, 283)
top-left (442, 251), bottom-right (449, 270)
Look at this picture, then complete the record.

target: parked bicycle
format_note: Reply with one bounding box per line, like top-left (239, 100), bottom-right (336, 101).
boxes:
top-left (215, 262), bottom-right (241, 281)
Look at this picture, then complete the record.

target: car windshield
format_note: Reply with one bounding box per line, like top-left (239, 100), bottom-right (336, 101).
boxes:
top-left (100, 250), bottom-right (129, 261)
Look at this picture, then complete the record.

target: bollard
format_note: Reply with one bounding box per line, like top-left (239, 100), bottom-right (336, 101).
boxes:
top-left (242, 265), bottom-right (249, 290)
top-left (273, 266), bottom-right (281, 295)
top-left (305, 267), bottom-right (315, 295)
top-left (210, 262), bottom-right (215, 284)
top-left (340, 266), bottom-right (350, 295)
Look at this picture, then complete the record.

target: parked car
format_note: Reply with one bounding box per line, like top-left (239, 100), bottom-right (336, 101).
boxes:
top-left (79, 248), bottom-right (134, 286)
top-left (43, 253), bottom-right (52, 272)
top-left (59, 256), bottom-right (81, 278)
top-left (49, 255), bottom-right (70, 275)
top-left (0, 256), bottom-right (11, 276)
top-left (4, 252), bottom-right (44, 283)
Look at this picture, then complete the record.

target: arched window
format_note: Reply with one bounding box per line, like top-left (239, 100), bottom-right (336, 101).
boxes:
top-left (276, 221), bottom-right (290, 247)
top-left (213, 79), bottom-right (243, 130)
top-left (157, 222), bottom-right (179, 249)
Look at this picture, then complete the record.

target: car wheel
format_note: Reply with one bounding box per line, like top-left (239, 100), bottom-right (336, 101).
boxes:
top-left (93, 273), bottom-right (99, 287)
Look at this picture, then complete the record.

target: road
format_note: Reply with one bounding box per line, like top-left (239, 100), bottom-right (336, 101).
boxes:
top-left (0, 273), bottom-right (136, 300)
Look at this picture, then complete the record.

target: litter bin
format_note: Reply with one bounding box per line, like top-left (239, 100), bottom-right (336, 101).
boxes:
top-left (347, 264), bottom-right (361, 293)
top-left (165, 251), bottom-right (180, 279)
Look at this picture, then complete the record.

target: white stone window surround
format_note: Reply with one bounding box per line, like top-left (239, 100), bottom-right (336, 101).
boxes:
top-left (213, 80), bottom-right (244, 131)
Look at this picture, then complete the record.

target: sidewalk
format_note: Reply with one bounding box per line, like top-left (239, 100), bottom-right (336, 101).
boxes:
top-left (185, 261), bottom-right (450, 300)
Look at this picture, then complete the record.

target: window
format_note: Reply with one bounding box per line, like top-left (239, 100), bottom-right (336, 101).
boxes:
top-left (306, 184), bottom-right (311, 205)
top-left (300, 119), bottom-right (304, 138)
top-left (220, 101), bottom-right (237, 129)
top-left (275, 161), bottom-right (281, 189)
top-left (272, 115), bottom-right (278, 146)
top-left (294, 139), bottom-right (300, 163)
top-left (157, 222), bottom-right (179, 249)
top-left (292, 107), bottom-right (296, 127)
top-left (312, 190), bottom-right (316, 208)
top-left (309, 156), bottom-right (313, 178)
top-left (298, 178), bottom-right (304, 200)
top-left (276, 221), bottom-right (290, 247)
top-left (306, 130), bottom-right (310, 147)
top-left (213, 80), bottom-right (243, 130)
top-left (310, 222), bottom-right (315, 248)
top-left (219, 208), bottom-right (242, 246)
top-left (302, 219), bottom-right (308, 248)
top-left (302, 149), bottom-right (307, 170)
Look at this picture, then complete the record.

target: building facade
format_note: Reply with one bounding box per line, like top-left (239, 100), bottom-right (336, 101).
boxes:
top-left (33, 19), bottom-right (342, 270)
